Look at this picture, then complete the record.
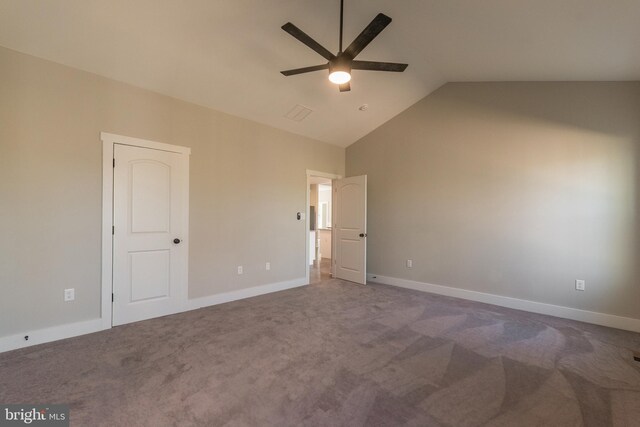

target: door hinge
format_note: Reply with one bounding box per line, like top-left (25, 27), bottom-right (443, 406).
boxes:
top-left (113, 158), bottom-right (115, 168)
top-left (112, 293), bottom-right (114, 302)
top-left (112, 225), bottom-right (115, 235)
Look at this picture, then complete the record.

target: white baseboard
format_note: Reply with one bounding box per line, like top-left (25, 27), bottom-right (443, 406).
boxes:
top-left (0, 318), bottom-right (106, 354)
top-left (368, 274), bottom-right (640, 333)
top-left (186, 277), bottom-right (308, 311)
top-left (0, 278), bottom-right (308, 354)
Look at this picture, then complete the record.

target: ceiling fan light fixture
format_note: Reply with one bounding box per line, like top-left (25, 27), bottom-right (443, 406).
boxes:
top-left (328, 57), bottom-right (352, 84)
top-left (328, 70), bottom-right (351, 84)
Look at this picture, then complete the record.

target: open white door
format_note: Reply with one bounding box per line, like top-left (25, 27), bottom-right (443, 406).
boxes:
top-left (112, 144), bottom-right (188, 326)
top-left (333, 175), bottom-right (367, 284)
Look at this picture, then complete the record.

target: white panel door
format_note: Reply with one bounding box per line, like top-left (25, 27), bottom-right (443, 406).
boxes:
top-left (113, 144), bottom-right (188, 326)
top-left (333, 175), bottom-right (367, 284)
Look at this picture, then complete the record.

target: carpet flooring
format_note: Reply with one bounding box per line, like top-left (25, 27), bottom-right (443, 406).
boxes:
top-left (1, 278), bottom-right (640, 426)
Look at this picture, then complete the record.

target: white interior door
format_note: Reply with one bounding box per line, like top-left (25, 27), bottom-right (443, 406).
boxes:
top-left (113, 144), bottom-right (188, 326)
top-left (333, 175), bottom-right (367, 284)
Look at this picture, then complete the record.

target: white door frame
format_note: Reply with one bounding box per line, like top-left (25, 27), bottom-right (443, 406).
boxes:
top-left (101, 132), bottom-right (191, 329)
top-left (306, 170), bottom-right (342, 284)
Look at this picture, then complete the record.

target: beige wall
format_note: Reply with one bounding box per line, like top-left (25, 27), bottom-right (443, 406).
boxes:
top-left (347, 82), bottom-right (640, 320)
top-left (0, 47), bottom-right (344, 337)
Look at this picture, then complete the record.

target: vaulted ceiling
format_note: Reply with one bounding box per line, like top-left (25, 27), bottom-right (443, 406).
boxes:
top-left (1, 0), bottom-right (639, 146)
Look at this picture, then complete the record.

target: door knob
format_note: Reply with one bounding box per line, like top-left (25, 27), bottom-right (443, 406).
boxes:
top-left (359, 233), bottom-right (367, 238)
top-left (173, 238), bottom-right (181, 244)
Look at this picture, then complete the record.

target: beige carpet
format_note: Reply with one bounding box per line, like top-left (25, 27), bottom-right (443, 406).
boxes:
top-left (1, 278), bottom-right (640, 426)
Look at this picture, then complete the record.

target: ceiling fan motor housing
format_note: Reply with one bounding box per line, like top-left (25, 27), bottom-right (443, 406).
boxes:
top-left (330, 54), bottom-right (353, 75)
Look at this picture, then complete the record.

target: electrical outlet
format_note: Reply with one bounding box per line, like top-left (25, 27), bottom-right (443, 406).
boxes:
top-left (406, 259), bottom-right (413, 268)
top-left (64, 288), bottom-right (75, 302)
top-left (265, 262), bottom-right (271, 271)
top-left (575, 280), bottom-right (585, 291)
top-left (237, 266), bottom-right (243, 275)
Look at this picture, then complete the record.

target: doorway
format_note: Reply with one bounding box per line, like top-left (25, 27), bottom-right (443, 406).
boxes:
top-left (306, 170), bottom-right (341, 284)
top-left (310, 179), bottom-right (332, 283)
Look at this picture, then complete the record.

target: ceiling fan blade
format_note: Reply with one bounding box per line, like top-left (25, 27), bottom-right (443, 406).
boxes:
top-left (352, 60), bottom-right (408, 72)
top-left (281, 64), bottom-right (329, 76)
top-left (343, 13), bottom-right (392, 59)
top-left (339, 82), bottom-right (351, 92)
top-left (282, 22), bottom-right (335, 61)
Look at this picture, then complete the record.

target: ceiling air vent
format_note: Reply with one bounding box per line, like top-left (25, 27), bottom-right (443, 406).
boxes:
top-left (285, 104), bottom-right (313, 122)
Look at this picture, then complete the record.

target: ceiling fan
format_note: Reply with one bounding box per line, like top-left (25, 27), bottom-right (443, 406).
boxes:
top-left (280, 0), bottom-right (408, 92)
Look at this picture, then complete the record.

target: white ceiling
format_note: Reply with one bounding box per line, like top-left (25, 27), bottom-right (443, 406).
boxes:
top-left (1, 0), bottom-right (639, 147)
